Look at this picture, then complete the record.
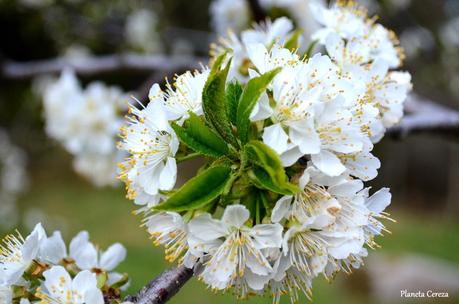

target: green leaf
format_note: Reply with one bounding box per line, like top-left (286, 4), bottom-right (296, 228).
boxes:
top-left (245, 140), bottom-right (300, 195)
top-left (202, 53), bottom-right (238, 147)
top-left (236, 68), bottom-right (281, 144)
top-left (248, 167), bottom-right (298, 195)
top-left (155, 166), bottom-right (233, 212)
top-left (244, 140), bottom-right (283, 178)
top-left (284, 30), bottom-right (302, 51)
top-left (171, 112), bottom-right (229, 158)
top-left (241, 189), bottom-right (267, 224)
top-left (305, 40), bottom-right (319, 59)
top-left (225, 81), bottom-right (243, 125)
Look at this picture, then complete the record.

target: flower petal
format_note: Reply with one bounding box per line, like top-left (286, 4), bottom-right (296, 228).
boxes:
top-left (100, 243), bottom-right (127, 271)
top-left (311, 150), bottom-right (346, 176)
top-left (221, 204), bottom-right (250, 229)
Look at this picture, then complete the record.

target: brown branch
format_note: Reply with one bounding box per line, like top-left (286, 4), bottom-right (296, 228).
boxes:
top-left (124, 265), bottom-right (194, 304)
top-left (388, 94), bottom-right (459, 138)
top-left (246, 0), bottom-right (267, 23)
top-left (1, 54), bottom-right (207, 80)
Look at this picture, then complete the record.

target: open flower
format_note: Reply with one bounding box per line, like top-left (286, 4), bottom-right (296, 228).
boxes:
top-left (68, 231), bottom-right (126, 272)
top-left (212, 17), bottom-right (296, 82)
top-left (119, 101), bottom-right (179, 201)
top-left (312, 1), bottom-right (403, 68)
top-left (144, 212), bottom-right (195, 267)
top-left (188, 205), bottom-right (282, 295)
top-left (0, 223), bottom-right (45, 286)
top-left (148, 69), bottom-right (210, 124)
top-left (39, 229), bottom-right (126, 273)
top-left (37, 266), bottom-right (104, 304)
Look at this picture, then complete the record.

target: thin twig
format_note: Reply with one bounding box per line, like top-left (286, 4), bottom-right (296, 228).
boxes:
top-left (246, 0), bottom-right (267, 23)
top-left (1, 54), bottom-right (207, 79)
top-left (388, 94), bottom-right (459, 139)
top-left (124, 265), bottom-right (193, 304)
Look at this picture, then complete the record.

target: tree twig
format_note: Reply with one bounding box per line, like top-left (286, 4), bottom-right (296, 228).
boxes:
top-left (1, 54), bottom-right (207, 80)
top-left (124, 265), bottom-right (193, 304)
top-left (388, 94), bottom-right (459, 139)
top-left (246, 0), bottom-right (267, 23)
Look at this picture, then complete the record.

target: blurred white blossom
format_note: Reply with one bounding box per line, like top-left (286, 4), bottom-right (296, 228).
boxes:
top-left (0, 129), bottom-right (28, 229)
top-left (42, 70), bottom-right (128, 187)
top-left (125, 9), bottom-right (163, 54)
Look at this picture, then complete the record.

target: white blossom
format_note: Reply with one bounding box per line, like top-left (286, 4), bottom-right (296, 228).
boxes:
top-left (125, 9), bottom-right (162, 54)
top-left (119, 101), bottom-right (178, 201)
top-left (144, 212), bottom-right (195, 267)
top-left (189, 205), bottom-right (282, 295)
top-left (0, 223), bottom-right (45, 286)
top-left (42, 70), bottom-right (128, 187)
top-left (37, 266), bottom-right (104, 304)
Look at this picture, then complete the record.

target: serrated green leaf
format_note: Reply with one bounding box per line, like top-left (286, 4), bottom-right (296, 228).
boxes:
top-left (248, 167), bottom-right (298, 195)
top-left (225, 81), bottom-right (243, 125)
top-left (284, 30), bottom-right (302, 51)
top-left (245, 140), bottom-right (300, 195)
top-left (202, 53), bottom-right (238, 147)
top-left (155, 166), bottom-right (233, 212)
top-left (171, 112), bottom-right (229, 158)
top-left (244, 140), bottom-right (283, 178)
top-left (236, 68), bottom-right (281, 144)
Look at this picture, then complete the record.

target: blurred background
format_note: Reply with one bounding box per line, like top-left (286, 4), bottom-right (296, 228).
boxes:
top-left (0, 0), bottom-right (458, 303)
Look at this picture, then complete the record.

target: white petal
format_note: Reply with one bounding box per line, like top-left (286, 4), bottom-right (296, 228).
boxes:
top-left (328, 180), bottom-right (364, 197)
top-left (70, 231), bottom-right (89, 257)
top-left (84, 289), bottom-right (105, 304)
top-left (72, 270), bottom-right (98, 294)
top-left (299, 169), bottom-right (310, 189)
top-left (271, 196), bottom-right (293, 223)
top-left (249, 224), bottom-right (283, 249)
top-left (43, 266), bottom-right (71, 300)
top-left (246, 43), bottom-right (269, 73)
top-left (366, 188), bottom-right (391, 214)
top-left (159, 157), bottom-right (177, 191)
top-left (245, 269), bottom-right (270, 291)
top-left (288, 119), bottom-right (321, 154)
top-left (221, 204), bottom-right (250, 229)
top-left (250, 93), bottom-right (273, 121)
top-left (280, 145), bottom-right (304, 167)
top-left (100, 243), bottom-right (127, 271)
top-left (262, 123), bottom-right (289, 155)
top-left (40, 231), bottom-right (67, 264)
top-left (311, 150), bottom-right (346, 176)
top-left (188, 214), bottom-right (228, 241)
top-left (73, 242), bottom-right (98, 270)
top-left (245, 250), bottom-right (272, 275)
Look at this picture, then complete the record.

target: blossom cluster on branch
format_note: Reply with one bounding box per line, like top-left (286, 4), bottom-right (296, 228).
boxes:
top-left (0, 224), bottom-right (128, 304)
top-left (41, 70), bottom-right (129, 187)
top-left (118, 1), bottom-right (411, 302)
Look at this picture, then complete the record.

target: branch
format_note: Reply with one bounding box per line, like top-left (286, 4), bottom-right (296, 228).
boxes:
top-left (388, 94), bottom-right (459, 138)
top-left (1, 54), bottom-right (207, 79)
top-left (125, 265), bottom-right (193, 304)
top-left (246, 0), bottom-right (267, 23)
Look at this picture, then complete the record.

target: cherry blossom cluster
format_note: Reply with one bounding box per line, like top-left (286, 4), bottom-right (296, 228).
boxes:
top-left (0, 223), bottom-right (128, 304)
top-left (210, 0), bottom-right (324, 45)
top-left (119, 1), bottom-right (411, 302)
top-left (42, 70), bottom-right (128, 187)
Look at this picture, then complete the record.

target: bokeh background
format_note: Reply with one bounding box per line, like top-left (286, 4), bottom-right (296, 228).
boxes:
top-left (1, 0), bottom-right (459, 303)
